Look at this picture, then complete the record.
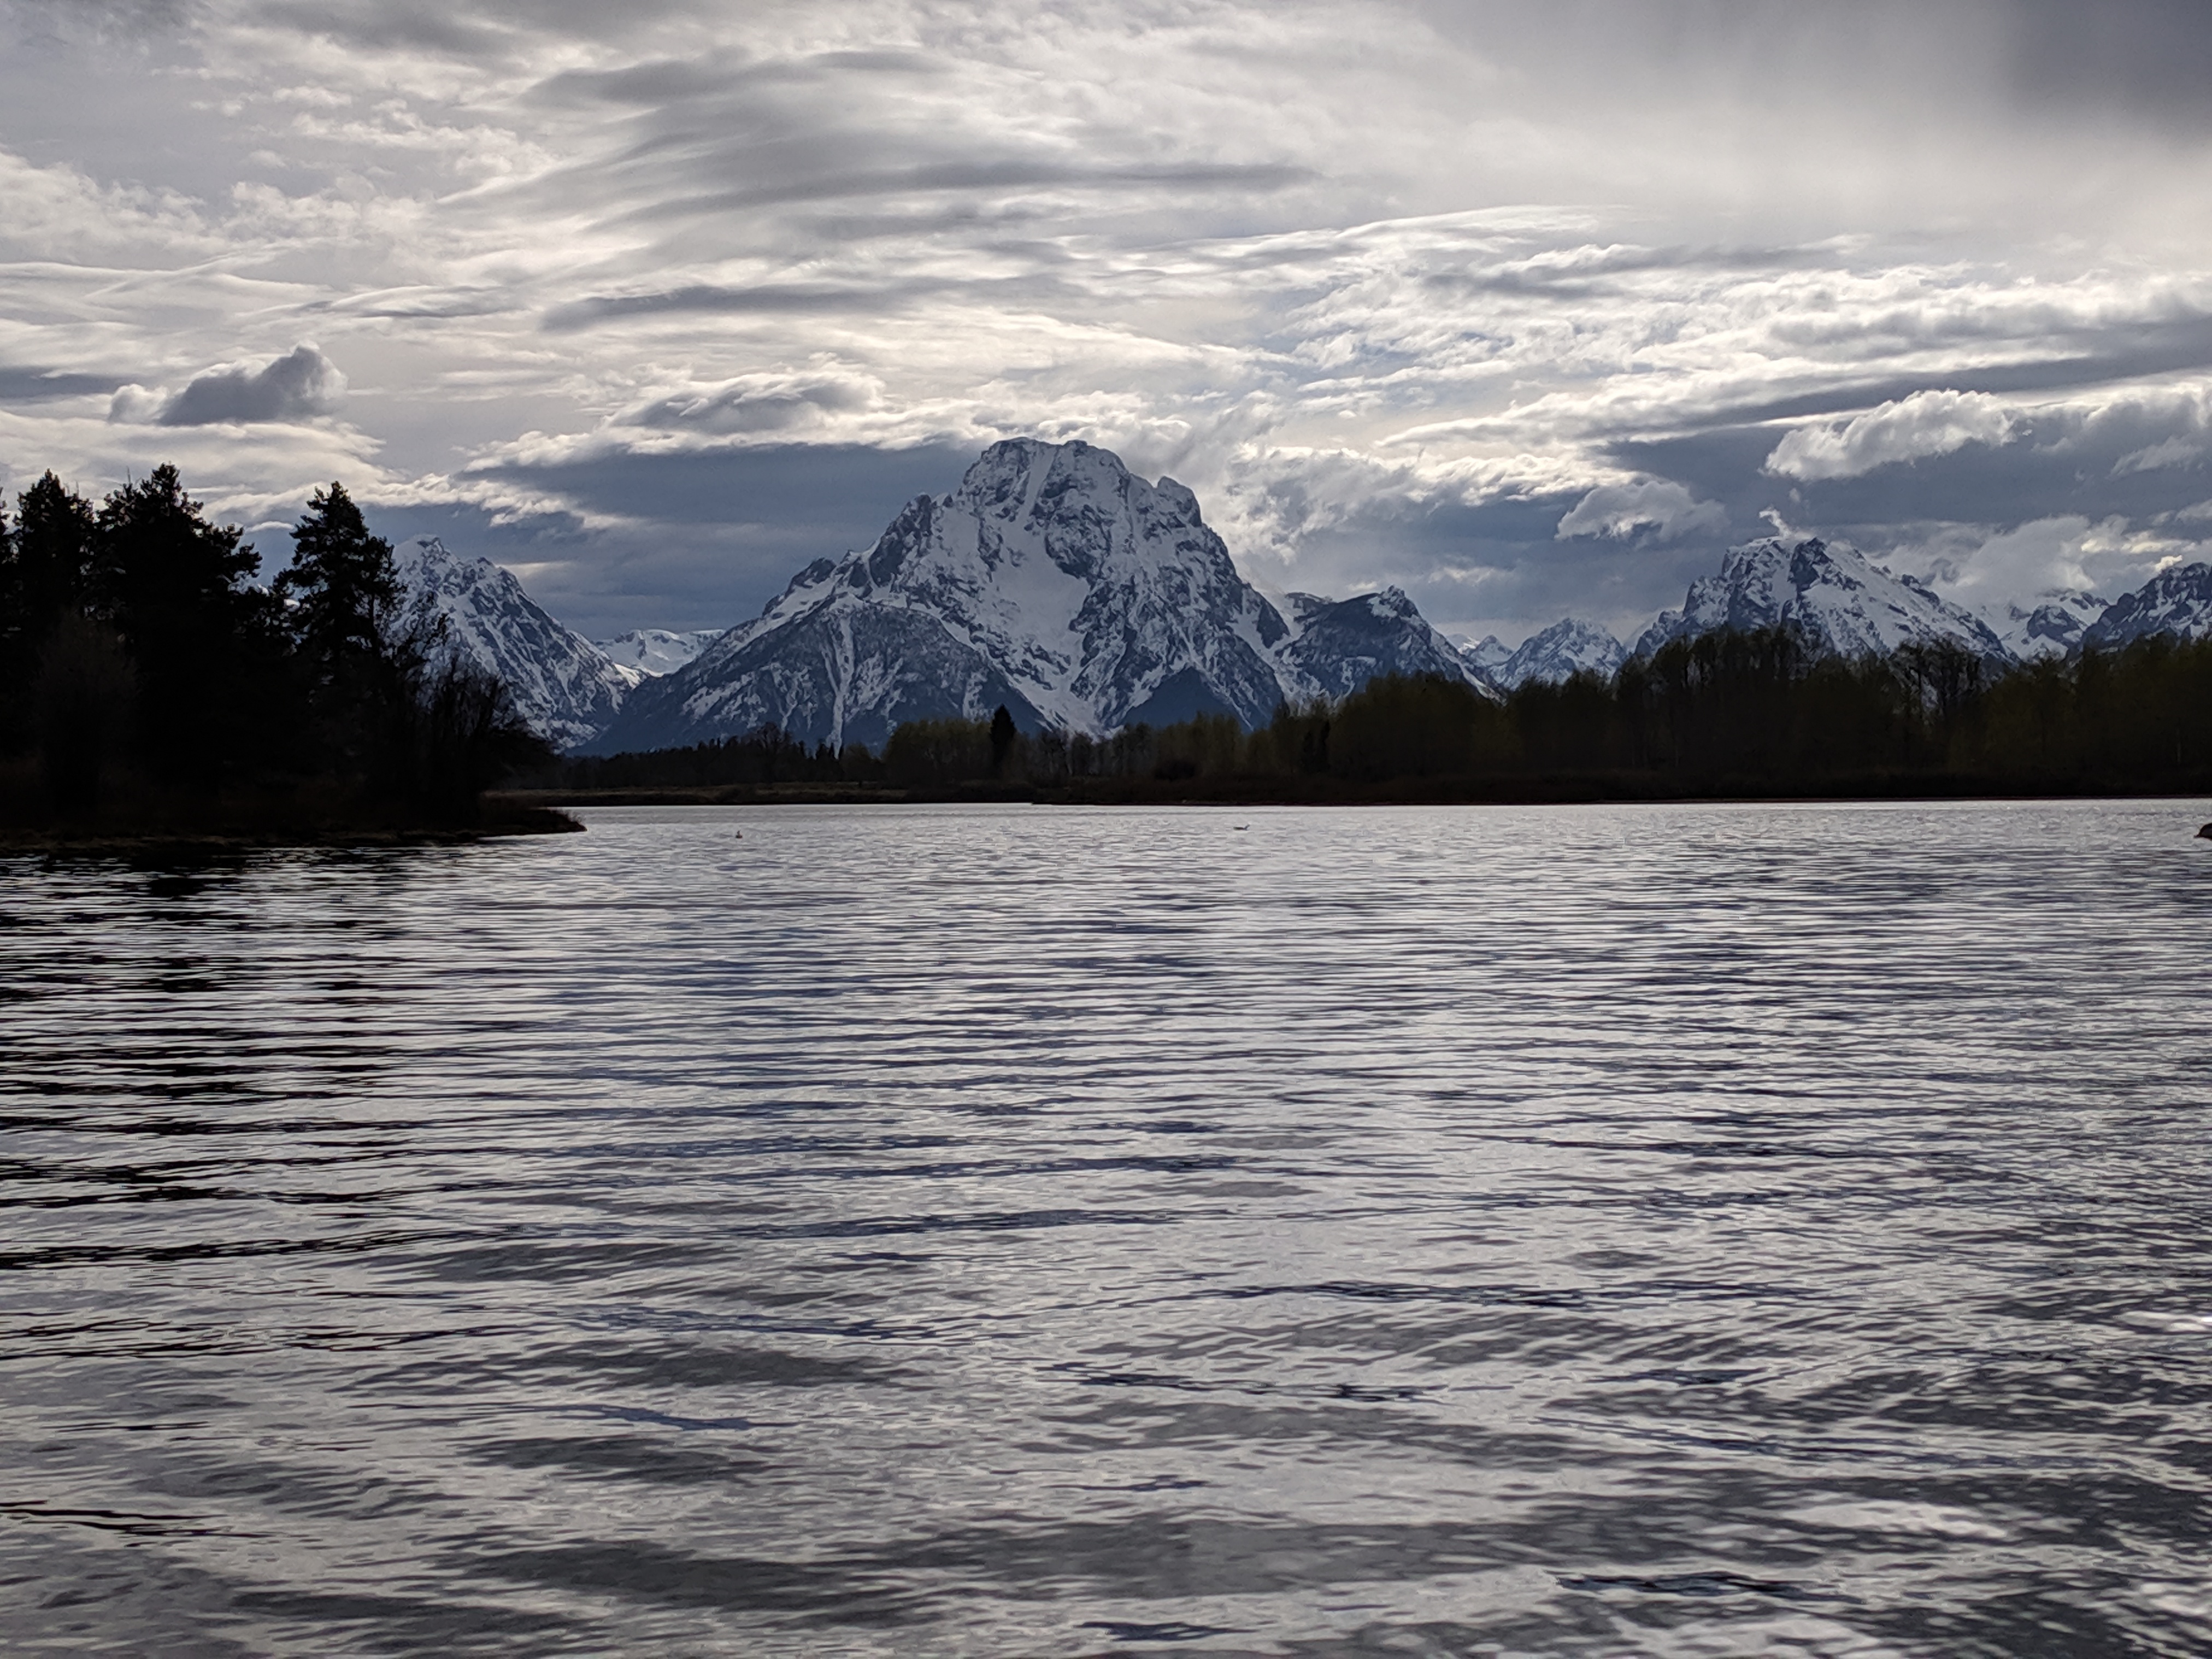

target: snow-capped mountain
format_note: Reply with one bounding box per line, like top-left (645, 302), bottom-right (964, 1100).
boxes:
top-left (1454, 634), bottom-right (1514, 679)
top-left (393, 538), bottom-right (639, 750)
top-left (2079, 562), bottom-right (2212, 651)
top-left (1495, 618), bottom-right (1627, 687)
top-left (1633, 536), bottom-right (2009, 664)
top-left (588, 439), bottom-right (1492, 754)
top-left (1989, 590), bottom-right (2109, 660)
top-left (594, 627), bottom-right (725, 678)
top-left (1279, 589), bottom-right (1501, 702)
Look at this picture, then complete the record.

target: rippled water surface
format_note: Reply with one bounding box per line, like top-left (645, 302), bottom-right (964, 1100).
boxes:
top-left (4, 800), bottom-right (2212, 1656)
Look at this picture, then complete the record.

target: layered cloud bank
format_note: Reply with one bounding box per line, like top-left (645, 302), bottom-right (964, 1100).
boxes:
top-left (3, 0), bottom-right (2211, 641)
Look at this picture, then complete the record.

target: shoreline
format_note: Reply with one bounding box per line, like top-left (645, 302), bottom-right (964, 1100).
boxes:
top-left (511, 778), bottom-right (2212, 810)
top-left (0, 803), bottom-right (583, 857)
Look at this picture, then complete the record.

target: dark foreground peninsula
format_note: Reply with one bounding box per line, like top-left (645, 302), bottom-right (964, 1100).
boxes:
top-left (0, 469), bottom-right (573, 850)
top-left (532, 627), bottom-right (2212, 808)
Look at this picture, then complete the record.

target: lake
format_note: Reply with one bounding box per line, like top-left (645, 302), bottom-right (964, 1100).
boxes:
top-left (4, 800), bottom-right (2210, 1656)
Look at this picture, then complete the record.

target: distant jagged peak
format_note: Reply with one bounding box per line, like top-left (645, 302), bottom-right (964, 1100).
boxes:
top-left (1498, 617), bottom-right (1628, 689)
top-left (1636, 532), bottom-right (2008, 664)
top-left (2081, 560), bottom-right (2212, 651)
top-left (388, 534), bottom-right (638, 750)
top-left (593, 627), bottom-right (726, 678)
top-left (1453, 633), bottom-right (1514, 675)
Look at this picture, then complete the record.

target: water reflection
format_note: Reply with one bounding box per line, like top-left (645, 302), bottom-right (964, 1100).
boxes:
top-left (3, 801), bottom-right (2210, 1656)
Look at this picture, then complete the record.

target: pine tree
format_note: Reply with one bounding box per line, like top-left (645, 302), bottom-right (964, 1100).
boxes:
top-left (91, 465), bottom-right (285, 784)
top-left (275, 482), bottom-right (398, 676)
top-left (11, 473), bottom-right (95, 638)
top-left (0, 473), bottom-right (98, 752)
top-left (273, 482), bottom-right (407, 776)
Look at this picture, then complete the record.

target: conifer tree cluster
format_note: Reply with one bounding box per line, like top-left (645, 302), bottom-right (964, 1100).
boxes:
top-left (0, 468), bottom-right (544, 826)
top-left (560, 632), bottom-right (2212, 800)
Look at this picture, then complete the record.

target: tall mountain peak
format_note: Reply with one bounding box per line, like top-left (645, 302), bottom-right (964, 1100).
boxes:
top-left (586, 438), bottom-right (1493, 754)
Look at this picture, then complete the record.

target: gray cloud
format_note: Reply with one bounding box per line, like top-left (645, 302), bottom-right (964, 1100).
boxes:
top-left (543, 281), bottom-right (952, 331)
top-left (422, 443), bottom-right (973, 637)
top-left (0, 367), bottom-right (121, 402)
top-left (618, 370), bottom-right (876, 436)
top-left (2004, 0), bottom-right (2212, 120)
top-left (121, 344), bottom-right (346, 427)
top-left (626, 160), bottom-right (1317, 224)
top-left (1556, 479), bottom-right (1728, 542)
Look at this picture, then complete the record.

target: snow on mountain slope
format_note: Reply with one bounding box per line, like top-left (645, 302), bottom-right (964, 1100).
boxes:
top-left (1279, 589), bottom-right (1502, 702)
top-left (1989, 590), bottom-right (2109, 660)
top-left (393, 538), bottom-right (637, 750)
top-left (1454, 633), bottom-right (1514, 678)
top-left (2079, 562), bottom-right (2212, 651)
top-left (1495, 618), bottom-right (1627, 687)
top-left (594, 627), bottom-right (726, 678)
top-left (587, 439), bottom-right (1487, 753)
top-left (1632, 536), bottom-right (2010, 664)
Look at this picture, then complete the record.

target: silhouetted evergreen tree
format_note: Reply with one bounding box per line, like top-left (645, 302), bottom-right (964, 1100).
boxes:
top-left (90, 466), bottom-right (292, 784)
top-left (990, 703), bottom-right (1017, 774)
top-left (273, 481), bottom-right (409, 779)
top-left (276, 482), bottom-right (398, 681)
top-left (11, 473), bottom-right (96, 637)
top-left (0, 473), bottom-right (100, 752)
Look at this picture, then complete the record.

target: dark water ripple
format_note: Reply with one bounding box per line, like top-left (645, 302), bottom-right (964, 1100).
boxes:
top-left (3, 800), bottom-right (2211, 1656)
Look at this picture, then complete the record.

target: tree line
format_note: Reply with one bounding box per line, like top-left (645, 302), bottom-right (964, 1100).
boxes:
top-left (560, 627), bottom-right (2211, 798)
top-left (0, 466), bottom-right (544, 829)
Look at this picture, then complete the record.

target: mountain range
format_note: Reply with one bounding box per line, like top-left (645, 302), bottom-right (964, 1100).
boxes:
top-left (391, 441), bottom-right (2212, 753)
top-left (584, 439), bottom-right (1497, 754)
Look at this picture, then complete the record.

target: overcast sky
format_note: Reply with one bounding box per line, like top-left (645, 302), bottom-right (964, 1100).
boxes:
top-left (4, 0), bottom-right (2211, 642)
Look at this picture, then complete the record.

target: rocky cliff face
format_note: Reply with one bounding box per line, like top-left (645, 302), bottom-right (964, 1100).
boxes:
top-left (1633, 537), bottom-right (2009, 664)
top-left (392, 538), bottom-right (638, 750)
top-left (587, 439), bottom-right (1492, 753)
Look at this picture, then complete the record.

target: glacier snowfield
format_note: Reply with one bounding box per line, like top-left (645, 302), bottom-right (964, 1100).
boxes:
top-left (4, 799), bottom-right (2212, 1656)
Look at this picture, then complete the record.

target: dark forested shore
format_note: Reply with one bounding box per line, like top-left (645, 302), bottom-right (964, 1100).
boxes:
top-left (532, 625), bottom-right (2212, 807)
top-left (0, 467), bottom-right (570, 848)
top-left (8, 460), bottom-right (2206, 829)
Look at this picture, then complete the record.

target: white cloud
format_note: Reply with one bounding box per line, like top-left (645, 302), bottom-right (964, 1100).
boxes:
top-left (2113, 435), bottom-right (2205, 474)
top-left (1556, 478), bottom-right (1726, 542)
top-left (1764, 390), bottom-right (2017, 481)
top-left (1923, 513), bottom-right (2207, 605)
